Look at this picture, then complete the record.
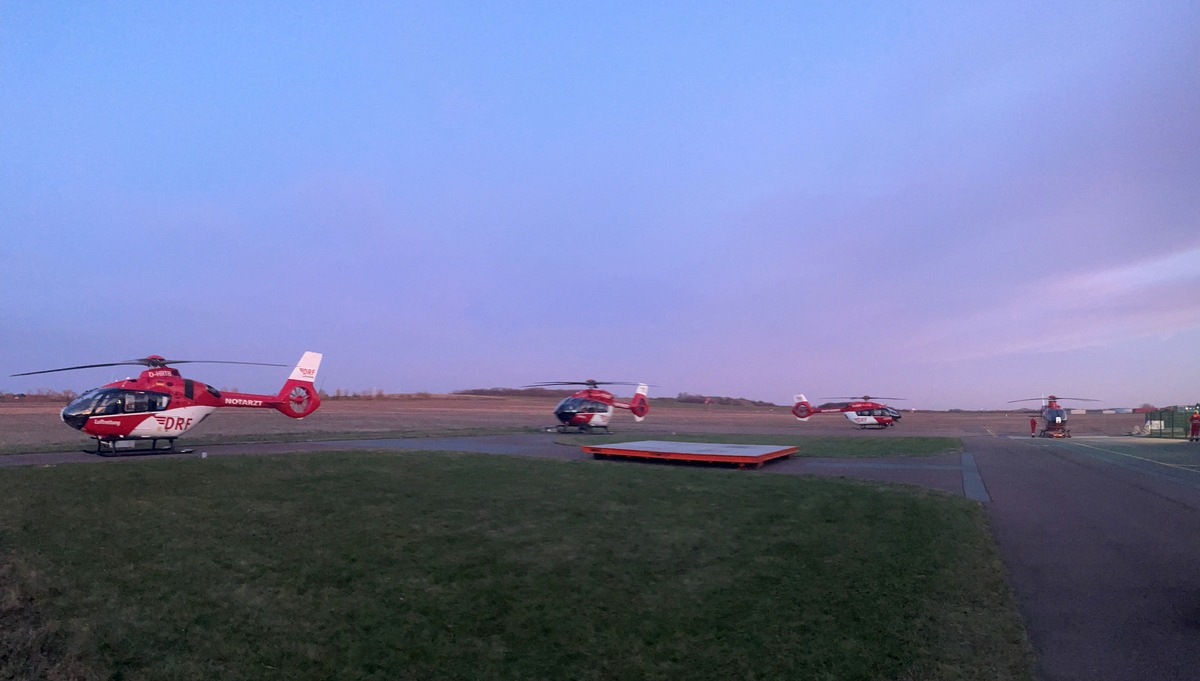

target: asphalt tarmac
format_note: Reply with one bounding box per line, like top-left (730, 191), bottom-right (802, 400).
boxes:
top-left (5, 432), bottom-right (1200, 680)
top-left (969, 435), bottom-right (1200, 681)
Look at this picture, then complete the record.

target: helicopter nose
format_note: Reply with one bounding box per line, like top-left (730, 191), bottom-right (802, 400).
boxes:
top-left (60, 407), bottom-right (88, 430)
top-left (60, 393), bottom-right (96, 431)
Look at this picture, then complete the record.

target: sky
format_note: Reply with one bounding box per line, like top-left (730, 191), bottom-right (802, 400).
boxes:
top-left (2, 1), bottom-right (1198, 410)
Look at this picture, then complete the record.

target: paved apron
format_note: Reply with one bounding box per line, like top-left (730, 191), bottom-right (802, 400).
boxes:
top-left (968, 435), bottom-right (1200, 681)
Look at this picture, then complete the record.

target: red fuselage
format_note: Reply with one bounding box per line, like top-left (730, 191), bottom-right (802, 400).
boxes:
top-left (55, 353), bottom-right (322, 449)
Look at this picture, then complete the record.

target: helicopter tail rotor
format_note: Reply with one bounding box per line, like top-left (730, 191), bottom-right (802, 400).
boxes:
top-left (628, 384), bottom-right (650, 421)
top-left (792, 394), bottom-right (815, 421)
top-left (273, 351), bottom-right (323, 418)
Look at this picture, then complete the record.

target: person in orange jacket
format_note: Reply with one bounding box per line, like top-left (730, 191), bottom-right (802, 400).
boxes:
top-left (1189, 411), bottom-right (1200, 442)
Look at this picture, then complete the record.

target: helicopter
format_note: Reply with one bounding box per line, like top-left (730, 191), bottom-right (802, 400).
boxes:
top-left (792, 394), bottom-right (904, 429)
top-left (525, 380), bottom-right (649, 433)
top-left (11, 351), bottom-right (322, 454)
top-left (1008, 395), bottom-right (1098, 438)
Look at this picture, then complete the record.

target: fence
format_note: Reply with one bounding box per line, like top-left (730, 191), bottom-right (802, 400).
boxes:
top-left (1143, 404), bottom-right (1200, 439)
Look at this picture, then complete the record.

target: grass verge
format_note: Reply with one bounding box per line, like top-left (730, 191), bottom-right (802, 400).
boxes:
top-left (0, 450), bottom-right (1029, 680)
top-left (560, 433), bottom-right (964, 457)
top-left (0, 426), bottom-right (543, 457)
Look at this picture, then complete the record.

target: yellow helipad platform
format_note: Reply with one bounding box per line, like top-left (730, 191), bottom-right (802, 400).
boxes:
top-left (582, 440), bottom-right (796, 469)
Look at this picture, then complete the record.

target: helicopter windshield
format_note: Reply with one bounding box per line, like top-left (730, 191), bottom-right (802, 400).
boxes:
top-left (62, 388), bottom-right (171, 422)
top-left (1045, 408), bottom-right (1067, 423)
top-left (63, 389), bottom-right (122, 418)
top-left (554, 397), bottom-right (608, 414)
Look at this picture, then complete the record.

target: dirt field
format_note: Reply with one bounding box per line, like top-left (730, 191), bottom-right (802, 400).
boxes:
top-left (0, 396), bottom-right (1147, 452)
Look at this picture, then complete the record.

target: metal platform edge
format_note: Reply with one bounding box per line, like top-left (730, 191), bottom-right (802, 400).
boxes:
top-left (582, 444), bottom-right (797, 469)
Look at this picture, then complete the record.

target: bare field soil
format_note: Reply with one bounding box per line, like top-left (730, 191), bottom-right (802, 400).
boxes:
top-left (0, 396), bottom-right (1146, 452)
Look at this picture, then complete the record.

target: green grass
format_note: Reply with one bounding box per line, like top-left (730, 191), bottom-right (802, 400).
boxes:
top-left (0, 426), bottom-right (542, 456)
top-left (0, 439), bottom-right (95, 456)
top-left (181, 425), bottom-right (544, 445)
top-left (562, 433), bottom-right (964, 458)
top-left (0, 451), bottom-right (1030, 680)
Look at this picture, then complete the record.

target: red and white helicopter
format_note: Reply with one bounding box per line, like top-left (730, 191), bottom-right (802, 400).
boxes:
top-left (525, 380), bottom-right (649, 433)
top-left (792, 394), bottom-right (904, 429)
top-left (11, 351), bottom-right (322, 454)
top-left (1008, 395), bottom-right (1098, 438)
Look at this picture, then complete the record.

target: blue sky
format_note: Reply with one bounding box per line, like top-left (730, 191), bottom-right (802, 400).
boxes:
top-left (3, 2), bottom-right (1198, 409)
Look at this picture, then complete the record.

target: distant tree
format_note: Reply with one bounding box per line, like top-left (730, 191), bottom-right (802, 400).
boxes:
top-left (676, 392), bottom-right (778, 407)
top-left (454, 387), bottom-right (575, 397)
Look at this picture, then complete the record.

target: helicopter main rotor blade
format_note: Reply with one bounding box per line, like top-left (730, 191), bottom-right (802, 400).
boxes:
top-left (11, 361), bottom-right (147, 377)
top-left (525, 381), bottom-right (647, 387)
top-left (12, 358), bottom-right (287, 377)
top-left (159, 360), bottom-right (288, 368)
top-left (824, 396), bottom-right (906, 401)
top-left (1008, 396), bottom-right (1100, 403)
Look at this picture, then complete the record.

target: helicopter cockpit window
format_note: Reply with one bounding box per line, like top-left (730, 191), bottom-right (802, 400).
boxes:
top-left (62, 388), bottom-right (148, 420)
top-left (555, 397), bottom-right (584, 412)
top-left (1046, 408), bottom-right (1066, 422)
top-left (124, 392), bottom-right (148, 413)
top-left (64, 389), bottom-right (103, 417)
top-left (555, 397), bottom-right (609, 414)
top-left (119, 391), bottom-right (171, 413)
top-left (93, 390), bottom-right (123, 416)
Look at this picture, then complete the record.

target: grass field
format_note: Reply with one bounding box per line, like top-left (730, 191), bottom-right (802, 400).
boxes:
top-left (563, 433), bottom-right (965, 458)
top-left (0, 426), bottom-right (544, 457)
top-left (0, 449), bottom-right (1031, 680)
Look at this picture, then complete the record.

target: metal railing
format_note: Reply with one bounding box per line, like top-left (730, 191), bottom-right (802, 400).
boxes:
top-left (1143, 404), bottom-right (1200, 439)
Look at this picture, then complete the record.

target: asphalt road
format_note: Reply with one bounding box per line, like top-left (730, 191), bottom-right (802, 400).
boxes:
top-left (969, 435), bottom-right (1200, 681)
top-left (5, 432), bottom-right (1200, 680)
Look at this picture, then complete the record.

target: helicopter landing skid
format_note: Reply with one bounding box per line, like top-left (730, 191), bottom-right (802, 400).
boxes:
top-left (551, 424), bottom-right (609, 434)
top-left (93, 437), bottom-right (178, 456)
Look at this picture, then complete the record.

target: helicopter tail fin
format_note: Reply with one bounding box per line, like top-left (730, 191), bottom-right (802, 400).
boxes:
top-left (792, 394), bottom-right (814, 421)
top-left (629, 383), bottom-right (650, 422)
top-left (274, 351), bottom-right (323, 419)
